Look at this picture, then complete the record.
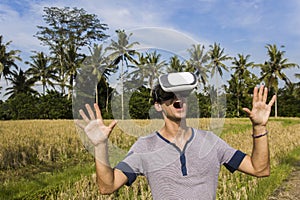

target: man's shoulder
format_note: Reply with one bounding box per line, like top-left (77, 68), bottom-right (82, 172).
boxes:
top-left (131, 132), bottom-right (161, 152)
top-left (192, 128), bottom-right (224, 145)
top-left (193, 128), bottom-right (218, 139)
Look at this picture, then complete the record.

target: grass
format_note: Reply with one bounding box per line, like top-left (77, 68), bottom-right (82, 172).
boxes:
top-left (269, 117), bottom-right (300, 127)
top-left (247, 146), bottom-right (300, 200)
top-left (0, 163), bottom-right (94, 200)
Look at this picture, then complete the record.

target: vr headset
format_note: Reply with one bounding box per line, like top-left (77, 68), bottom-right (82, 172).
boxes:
top-left (159, 72), bottom-right (197, 94)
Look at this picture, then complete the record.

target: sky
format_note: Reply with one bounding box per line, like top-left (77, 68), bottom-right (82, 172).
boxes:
top-left (1, 0), bottom-right (300, 98)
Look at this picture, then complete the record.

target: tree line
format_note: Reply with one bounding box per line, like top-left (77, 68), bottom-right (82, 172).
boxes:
top-left (0, 7), bottom-right (299, 120)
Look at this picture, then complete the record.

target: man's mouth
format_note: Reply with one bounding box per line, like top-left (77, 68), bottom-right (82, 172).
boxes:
top-left (173, 101), bottom-right (183, 109)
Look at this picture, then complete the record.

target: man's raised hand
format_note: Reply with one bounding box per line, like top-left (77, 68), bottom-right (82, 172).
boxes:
top-left (242, 85), bottom-right (276, 127)
top-left (77, 103), bottom-right (117, 146)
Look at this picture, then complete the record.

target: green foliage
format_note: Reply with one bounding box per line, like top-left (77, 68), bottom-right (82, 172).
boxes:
top-left (129, 86), bottom-right (152, 119)
top-left (277, 83), bottom-right (300, 117)
top-left (226, 71), bottom-right (259, 117)
top-left (0, 91), bottom-right (72, 120)
top-left (0, 35), bottom-right (22, 81)
top-left (197, 92), bottom-right (211, 118)
top-left (0, 93), bottom-right (39, 119)
top-left (38, 90), bottom-right (73, 119)
top-left (36, 7), bottom-right (108, 49)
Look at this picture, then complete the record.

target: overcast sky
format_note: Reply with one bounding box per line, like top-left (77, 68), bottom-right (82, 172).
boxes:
top-left (1, 0), bottom-right (300, 97)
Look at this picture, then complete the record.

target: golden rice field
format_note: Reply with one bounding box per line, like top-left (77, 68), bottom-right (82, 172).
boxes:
top-left (0, 118), bottom-right (300, 200)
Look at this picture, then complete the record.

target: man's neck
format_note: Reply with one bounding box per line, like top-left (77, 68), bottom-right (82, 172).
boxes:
top-left (159, 119), bottom-right (191, 149)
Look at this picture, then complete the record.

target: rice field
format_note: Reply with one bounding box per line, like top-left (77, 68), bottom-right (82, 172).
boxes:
top-left (0, 118), bottom-right (299, 199)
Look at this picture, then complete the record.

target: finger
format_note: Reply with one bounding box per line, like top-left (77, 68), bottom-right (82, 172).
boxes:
top-left (94, 103), bottom-right (103, 120)
top-left (252, 86), bottom-right (259, 104)
top-left (85, 104), bottom-right (96, 120)
top-left (262, 87), bottom-right (268, 103)
top-left (108, 120), bottom-right (118, 130)
top-left (79, 109), bottom-right (90, 123)
top-left (258, 85), bottom-right (264, 101)
top-left (268, 95), bottom-right (277, 107)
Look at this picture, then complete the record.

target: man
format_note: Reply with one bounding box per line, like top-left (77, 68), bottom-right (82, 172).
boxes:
top-left (77, 72), bottom-right (276, 199)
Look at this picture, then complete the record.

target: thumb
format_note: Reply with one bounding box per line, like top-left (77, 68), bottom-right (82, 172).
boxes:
top-left (242, 108), bottom-right (251, 115)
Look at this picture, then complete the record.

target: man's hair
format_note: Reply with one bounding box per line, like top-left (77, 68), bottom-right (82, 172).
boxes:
top-left (152, 84), bottom-right (175, 104)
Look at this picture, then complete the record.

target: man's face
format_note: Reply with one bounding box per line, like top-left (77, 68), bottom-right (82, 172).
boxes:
top-left (160, 94), bottom-right (188, 121)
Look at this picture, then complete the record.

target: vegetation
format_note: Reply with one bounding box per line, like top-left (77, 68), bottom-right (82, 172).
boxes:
top-left (0, 118), bottom-right (299, 199)
top-left (0, 6), bottom-right (299, 120)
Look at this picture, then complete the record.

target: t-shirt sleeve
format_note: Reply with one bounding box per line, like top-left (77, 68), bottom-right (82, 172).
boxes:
top-left (223, 150), bottom-right (246, 173)
top-left (114, 141), bottom-right (144, 186)
top-left (216, 135), bottom-right (246, 173)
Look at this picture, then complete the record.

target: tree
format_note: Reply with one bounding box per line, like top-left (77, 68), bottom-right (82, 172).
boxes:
top-left (4, 69), bottom-right (38, 99)
top-left (64, 43), bottom-right (86, 99)
top-left (0, 35), bottom-right (22, 84)
top-left (25, 51), bottom-right (58, 94)
top-left (256, 44), bottom-right (299, 117)
top-left (231, 54), bottom-right (254, 116)
top-left (186, 44), bottom-right (210, 86)
top-left (168, 55), bottom-right (186, 72)
top-left (36, 7), bottom-right (108, 50)
top-left (38, 90), bottom-right (73, 119)
top-left (35, 7), bottom-right (108, 95)
top-left (2, 93), bottom-right (39, 119)
top-left (105, 29), bottom-right (139, 119)
top-left (207, 43), bottom-right (231, 118)
top-left (129, 86), bottom-right (152, 119)
top-left (277, 83), bottom-right (300, 117)
top-left (83, 44), bottom-right (113, 109)
top-left (226, 70), bottom-right (259, 117)
top-left (207, 42), bottom-right (231, 78)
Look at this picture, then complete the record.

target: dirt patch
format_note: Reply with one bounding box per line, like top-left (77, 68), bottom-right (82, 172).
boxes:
top-left (268, 160), bottom-right (300, 200)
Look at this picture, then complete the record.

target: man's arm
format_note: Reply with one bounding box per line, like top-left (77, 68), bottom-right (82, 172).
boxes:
top-left (77, 104), bottom-right (128, 194)
top-left (94, 143), bottom-right (128, 194)
top-left (238, 85), bottom-right (276, 177)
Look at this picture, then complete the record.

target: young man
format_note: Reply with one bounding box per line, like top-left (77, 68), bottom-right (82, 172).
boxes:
top-left (77, 73), bottom-right (276, 199)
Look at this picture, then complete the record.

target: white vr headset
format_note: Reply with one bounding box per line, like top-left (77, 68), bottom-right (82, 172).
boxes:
top-left (159, 72), bottom-right (197, 93)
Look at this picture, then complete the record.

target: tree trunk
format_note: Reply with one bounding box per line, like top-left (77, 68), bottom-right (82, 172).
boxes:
top-left (95, 84), bottom-right (98, 105)
top-left (275, 91), bottom-right (278, 118)
top-left (121, 56), bottom-right (124, 120)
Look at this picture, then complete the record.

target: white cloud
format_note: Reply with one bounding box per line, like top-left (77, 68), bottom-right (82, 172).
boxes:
top-left (0, 1), bottom-right (47, 58)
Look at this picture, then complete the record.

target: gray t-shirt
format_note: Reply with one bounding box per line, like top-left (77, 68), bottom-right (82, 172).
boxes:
top-left (115, 128), bottom-right (246, 200)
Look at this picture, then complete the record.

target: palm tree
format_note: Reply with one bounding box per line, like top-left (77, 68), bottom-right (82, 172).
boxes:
top-left (51, 41), bottom-right (67, 95)
top-left (168, 55), bottom-right (186, 72)
top-left (105, 29), bottom-right (139, 119)
top-left (0, 35), bottom-right (22, 84)
top-left (25, 52), bottom-right (58, 94)
top-left (231, 54), bottom-right (254, 117)
top-left (207, 43), bottom-right (231, 118)
top-left (64, 44), bottom-right (86, 99)
top-left (295, 73), bottom-right (300, 81)
top-left (4, 69), bottom-right (37, 99)
top-left (145, 51), bottom-right (167, 90)
top-left (186, 44), bottom-right (210, 87)
top-left (83, 44), bottom-right (113, 108)
top-left (129, 51), bottom-right (167, 102)
top-left (256, 44), bottom-right (299, 117)
top-left (207, 42), bottom-right (231, 78)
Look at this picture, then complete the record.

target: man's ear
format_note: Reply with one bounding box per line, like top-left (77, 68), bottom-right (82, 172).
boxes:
top-left (154, 102), bottom-right (162, 112)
